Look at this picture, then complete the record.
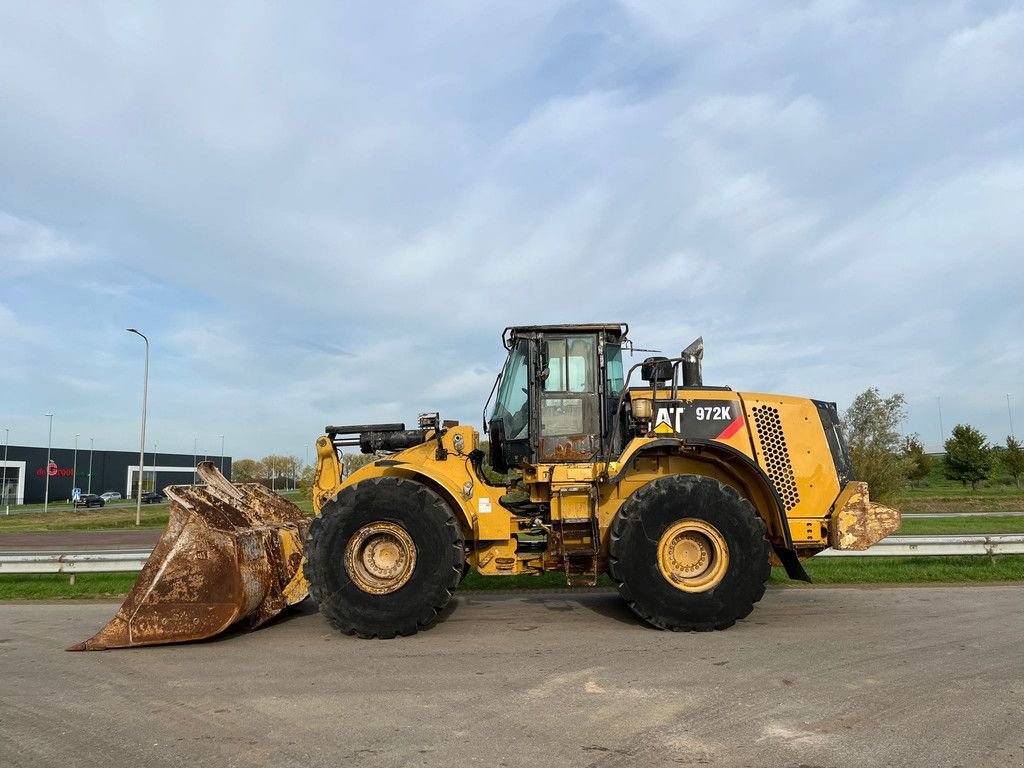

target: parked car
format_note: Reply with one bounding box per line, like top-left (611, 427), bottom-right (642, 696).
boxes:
top-left (140, 490), bottom-right (166, 504)
top-left (74, 494), bottom-right (105, 508)
top-left (99, 491), bottom-right (122, 502)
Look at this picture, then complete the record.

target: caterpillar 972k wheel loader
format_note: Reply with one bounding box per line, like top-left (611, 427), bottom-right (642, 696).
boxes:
top-left (73, 323), bottom-right (900, 649)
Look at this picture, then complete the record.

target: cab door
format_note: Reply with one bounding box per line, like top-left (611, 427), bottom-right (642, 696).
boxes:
top-left (537, 335), bottom-right (601, 462)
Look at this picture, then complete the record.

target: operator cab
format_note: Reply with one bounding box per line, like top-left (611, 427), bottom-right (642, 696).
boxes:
top-left (485, 323), bottom-right (627, 472)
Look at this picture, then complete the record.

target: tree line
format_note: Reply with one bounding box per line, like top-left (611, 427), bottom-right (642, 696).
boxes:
top-left (231, 455), bottom-right (304, 489)
top-left (842, 388), bottom-right (1024, 503)
top-left (230, 452), bottom-right (378, 492)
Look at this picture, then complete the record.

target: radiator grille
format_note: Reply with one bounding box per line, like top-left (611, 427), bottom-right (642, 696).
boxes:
top-left (751, 405), bottom-right (800, 511)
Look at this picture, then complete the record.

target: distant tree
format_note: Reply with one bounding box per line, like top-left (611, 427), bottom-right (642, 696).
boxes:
top-left (841, 388), bottom-right (910, 504)
top-left (900, 434), bottom-right (932, 487)
top-left (342, 453), bottom-right (376, 478)
top-left (298, 465), bottom-right (316, 498)
top-left (1001, 436), bottom-right (1024, 489)
top-left (261, 455), bottom-right (294, 490)
top-left (943, 424), bottom-right (993, 490)
top-left (231, 458), bottom-right (262, 483)
top-left (282, 455), bottom-right (301, 489)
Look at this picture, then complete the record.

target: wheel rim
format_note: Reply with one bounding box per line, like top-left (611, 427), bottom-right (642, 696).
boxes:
top-left (656, 519), bottom-right (729, 592)
top-left (344, 522), bottom-right (417, 595)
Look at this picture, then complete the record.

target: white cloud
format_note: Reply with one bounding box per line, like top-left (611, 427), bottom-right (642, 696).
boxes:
top-left (0, 1), bottom-right (1021, 455)
top-left (0, 211), bottom-right (92, 273)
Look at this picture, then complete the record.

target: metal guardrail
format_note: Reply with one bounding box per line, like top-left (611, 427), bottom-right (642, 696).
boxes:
top-left (0, 550), bottom-right (152, 574)
top-left (818, 535), bottom-right (1024, 557)
top-left (1, 535), bottom-right (1023, 574)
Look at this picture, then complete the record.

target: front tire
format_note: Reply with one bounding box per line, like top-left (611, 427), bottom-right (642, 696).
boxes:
top-left (306, 477), bottom-right (464, 638)
top-left (608, 474), bottom-right (771, 631)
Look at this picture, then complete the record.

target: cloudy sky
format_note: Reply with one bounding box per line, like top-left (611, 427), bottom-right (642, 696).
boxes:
top-left (2, 0), bottom-right (1022, 461)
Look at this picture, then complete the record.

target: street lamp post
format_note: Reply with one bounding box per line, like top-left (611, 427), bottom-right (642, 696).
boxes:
top-left (1008, 394), bottom-right (1016, 440)
top-left (936, 396), bottom-right (945, 449)
top-left (87, 437), bottom-right (94, 495)
top-left (127, 328), bottom-right (149, 527)
top-left (218, 434), bottom-right (225, 473)
top-left (72, 433), bottom-right (79, 501)
top-left (153, 443), bottom-right (158, 492)
top-left (3, 427), bottom-right (9, 514)
top-left (193, 437), bottom-right (198, 483)
top-left (44, 413), bottom-right (54, 514)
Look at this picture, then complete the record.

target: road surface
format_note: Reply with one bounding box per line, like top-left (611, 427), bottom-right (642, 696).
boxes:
top-left (1, 586), bottom-right (1021, 767)
top-left (0, 529), bottom-right (162, 552)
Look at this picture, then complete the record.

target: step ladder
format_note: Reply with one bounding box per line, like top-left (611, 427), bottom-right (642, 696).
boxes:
top-left (553, 486), bottom-right (601, 587)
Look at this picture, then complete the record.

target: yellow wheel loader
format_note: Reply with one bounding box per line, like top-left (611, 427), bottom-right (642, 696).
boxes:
top-left (73, 323), bottom-right (900, 649)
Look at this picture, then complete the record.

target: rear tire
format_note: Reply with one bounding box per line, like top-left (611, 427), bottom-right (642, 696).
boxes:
top-left (608, 474), bottom-right (771, 631)
top-left (306, 477), bottom-right (464, 639)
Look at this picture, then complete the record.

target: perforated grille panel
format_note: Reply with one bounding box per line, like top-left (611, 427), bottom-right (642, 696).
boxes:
top-left (751, 405), bottom-right (800, 512)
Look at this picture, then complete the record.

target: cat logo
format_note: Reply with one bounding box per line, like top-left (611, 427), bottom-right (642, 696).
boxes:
top-left (653, 406), bottom-right (683, 434)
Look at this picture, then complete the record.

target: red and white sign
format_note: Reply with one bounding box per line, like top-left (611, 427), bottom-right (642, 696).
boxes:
top-left (37, 462), bottom-right (73, 478)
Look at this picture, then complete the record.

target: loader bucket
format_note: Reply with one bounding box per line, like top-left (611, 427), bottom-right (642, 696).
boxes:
top-left (68, 461), bottom-right (311, 651)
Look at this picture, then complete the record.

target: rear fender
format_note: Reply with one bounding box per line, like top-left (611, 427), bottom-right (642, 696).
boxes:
top-left (607, 437), bottom-right (793, 550)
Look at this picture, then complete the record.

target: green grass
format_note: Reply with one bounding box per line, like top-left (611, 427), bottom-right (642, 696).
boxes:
top-left (896, 516), bottom-right (1024, 535)
top-left (2, 555), bottom-right (1021, 601)
top-left (0, 506), bottom-right (171, 532)
top-left (0, 572), bottom-right (139, 600)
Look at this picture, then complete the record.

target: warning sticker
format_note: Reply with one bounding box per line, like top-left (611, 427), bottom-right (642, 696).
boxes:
top-left (478, 498), bottom-right (492, 514)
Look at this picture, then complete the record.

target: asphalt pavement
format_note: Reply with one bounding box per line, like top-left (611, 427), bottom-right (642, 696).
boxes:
top-left (0, 529), bottom-right (162, 552)
top-left (1, 585), bottom-right (1022, 767)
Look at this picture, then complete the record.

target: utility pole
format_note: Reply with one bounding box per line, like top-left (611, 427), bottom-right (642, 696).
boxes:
top-left (193, 437), bottom-right (198, 483)
top-left (218, 434), bottom-right (225, 473)
top-left (937, 396), bottom-right (945, 449)
top-left (152, 442), bottom-right (158, 492)
top-left (44, 413), bottom-right (54, 514)
top-left (87, 437), bottom-right (94, 495)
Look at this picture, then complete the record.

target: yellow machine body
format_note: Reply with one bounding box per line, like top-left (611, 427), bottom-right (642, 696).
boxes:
top-left (312, 387), bottom-right (899, 584)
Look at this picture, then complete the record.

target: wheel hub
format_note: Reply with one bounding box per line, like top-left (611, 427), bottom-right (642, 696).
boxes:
top-left (656, 519), bottom-right (729, 592)
top-left (345, 522), bottom-right (417, 595)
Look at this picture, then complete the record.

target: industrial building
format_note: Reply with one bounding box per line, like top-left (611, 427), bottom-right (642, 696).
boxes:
top-left (0, 445), bottom-right (232, 506)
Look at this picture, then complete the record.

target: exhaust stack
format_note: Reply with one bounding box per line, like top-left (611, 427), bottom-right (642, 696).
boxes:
top-left (681, 336), bottom-right (704, 387)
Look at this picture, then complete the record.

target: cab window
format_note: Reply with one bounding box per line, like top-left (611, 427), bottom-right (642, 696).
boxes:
top-left (544, 336), bottom-right (595, 393)
top-left (606, 343), bottom-right (624, 396)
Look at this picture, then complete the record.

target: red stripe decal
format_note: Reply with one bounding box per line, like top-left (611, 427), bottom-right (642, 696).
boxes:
top-left (716, 413), bottom-right (745, 440)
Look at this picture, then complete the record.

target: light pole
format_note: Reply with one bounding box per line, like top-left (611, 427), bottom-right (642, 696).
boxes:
top-left (152, 442), bottom-right (158, 492)
top-left (218, 434), bottom-right (225, 473)
top-left (937, 396), bottom-right (945, 449)
top-left (1008, 394), bottom-right (1016, 440)
top-left (127, 328), bottom-right (149, 527)
top-left (72, 433), bottom-right (79, 501)
top-left (87, 437), bottom-right (94, 495)
top-left (3, 427), bottom-right (9, 514)
top-left (44, 413), bottom-right (54, 514)
top-left (193, 437), bottom-right (198, 483)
